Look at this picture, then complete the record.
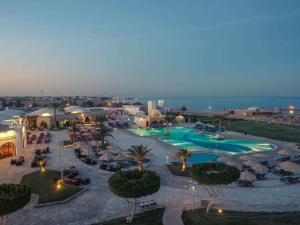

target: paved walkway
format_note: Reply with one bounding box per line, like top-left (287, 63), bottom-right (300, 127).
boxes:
top-left (149, 164), bottom-right (191, 189)
top-left (2, 129), bottom-right (300, 225)
top-left (163, 206), bottom-right (184, 225)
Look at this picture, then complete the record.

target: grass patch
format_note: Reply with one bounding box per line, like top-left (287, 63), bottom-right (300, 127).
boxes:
top-left (182, 208), bottom-right (300, 225)
top-left (167, 165), bottom-right (191, 177)
top-left (95, 208), bottom-right (165, 225)
top-left (21, 170), bottom-right (82, 204)
top-left (195, 116), bottom-right (300, 142)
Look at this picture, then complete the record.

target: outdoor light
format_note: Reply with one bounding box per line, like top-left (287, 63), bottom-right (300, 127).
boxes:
top-left (56, 180), bottom-right (63, 191)
top-left (192, 186), bottom-right (196, 192)
top-left (41, 167), bottom-right (46, 173)
top-left (218, 209), bottom-right (223, 214)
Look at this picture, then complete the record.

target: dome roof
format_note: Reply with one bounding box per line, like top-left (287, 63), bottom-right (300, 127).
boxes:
top-left (149, 109), bottom-right (161, 117)
top-left (27, 108), bottom-right (64, 117)
top-left (64, 106), bottom-right (83, 114)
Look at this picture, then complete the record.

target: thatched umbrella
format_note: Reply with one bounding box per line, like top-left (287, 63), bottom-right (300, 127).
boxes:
top-left (243, 160), bottom-right (256, 166)
top-left (81, 148), bottom-right (89, 155)
top-left (252, 153), bottom-right (268, 158)
top-left (251, 163), bottom-right (268, 174)
top-left (225, 160), bottom-right (242, 169)
top-left (240, 171), bottom-right (256, 181)
top-left (239, 155), bottom-right (252, 161)
top-left (99, 152), bottom-right (114, 161)
top-left (279, 161), bottom-right (300, 173)
top-left (114, 152), bottom-right (128, 161)
top-left (278, 149), bottom-right (293, 156)
top-left (217, 155), bottom-right (232, 162)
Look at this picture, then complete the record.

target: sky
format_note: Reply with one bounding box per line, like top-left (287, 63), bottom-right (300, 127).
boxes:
top-left (0, 0), bottom-right (300, 97)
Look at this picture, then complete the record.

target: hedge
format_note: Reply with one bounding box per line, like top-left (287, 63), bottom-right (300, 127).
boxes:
top-left (0, 183), bottom-right (31, 216)
top-left (108, 170), bottom-right (160, 199)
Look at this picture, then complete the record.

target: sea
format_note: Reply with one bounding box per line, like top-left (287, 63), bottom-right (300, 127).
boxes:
top-left (138, 96), bottom-right (300, 111)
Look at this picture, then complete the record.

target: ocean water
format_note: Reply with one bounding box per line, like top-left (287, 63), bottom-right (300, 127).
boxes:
top-left (141, 96), bottom-right (300, 111)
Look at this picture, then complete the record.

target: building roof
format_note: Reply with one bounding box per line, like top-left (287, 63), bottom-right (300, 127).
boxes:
top-left (64, 106), bottom-right (84, 114)
top-left (0, 109), bottom-right (24, 123)
top-left (27, 108), bottom-right (64, 117)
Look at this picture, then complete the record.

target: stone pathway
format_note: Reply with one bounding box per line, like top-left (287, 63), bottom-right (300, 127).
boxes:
top-left (149, 164), bottom-right (191, 189)
top-left (163, 206), bottom-right (184, 225)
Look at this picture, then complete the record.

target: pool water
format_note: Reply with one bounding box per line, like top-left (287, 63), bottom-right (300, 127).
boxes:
top-left (130, 127), bottom-right (276, 155)
top-left (187, 153), bottom-right (221, 164)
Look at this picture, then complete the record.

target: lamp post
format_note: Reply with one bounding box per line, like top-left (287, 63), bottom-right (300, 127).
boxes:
top-left (192, 185), bottom-right (196, 211)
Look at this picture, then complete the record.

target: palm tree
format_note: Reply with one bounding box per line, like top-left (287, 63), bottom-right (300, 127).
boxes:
top-left (95, 113), bottom-right (107, 127)
top-left (51, 102), bottom-right (60, 129)
top-left (95, 123), bottom-right (113, 148)
top-left (71, 121), bottom-right (77, 142)
top-left (175, 148), bottom-right (192, 172)
top-left (165, 114), bottom-right (174, 135)
top-left (127, 144), bottom-right (152, 173)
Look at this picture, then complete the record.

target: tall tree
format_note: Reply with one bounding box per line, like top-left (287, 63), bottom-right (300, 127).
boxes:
top-left (51, 103), bottom-right (60, 129)
top-left (127, 144), bottom-right (151, 173)
top-left (191, 163), bottom-right (240, 213)
top-left (109, 170), bottom-right (160, 223)
top-left (94, 113), bottom-right (112, 149)
top-left (175, 148), bottom-right (192, 172)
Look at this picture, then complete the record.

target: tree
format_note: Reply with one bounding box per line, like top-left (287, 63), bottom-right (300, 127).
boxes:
top-left (180, 106), bottom-right (187, 111)
top-left (191, 163), bottom-right (240, 213)
top-left (71, 121), bottom-right (78, 142)
top-left (165, 114), bottom-right (174, 135)
top-left (175, 148), bottom-right (192, 172)
top-left (94, 113), bottom-right (113, 149)
top-left (108, 170), bottom-right (160, 223)
top-left (51, 103), bottom-right (60, 129)
top-left (0, 184), bottom-right (31, 222)
top-left (127, 144), bottom-right (151, 173)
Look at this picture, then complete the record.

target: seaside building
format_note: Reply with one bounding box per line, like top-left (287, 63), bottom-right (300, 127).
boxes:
top-left (0, 110), bottom-right (26, 159)
top-left (134, 100), bottom-right (166, 127)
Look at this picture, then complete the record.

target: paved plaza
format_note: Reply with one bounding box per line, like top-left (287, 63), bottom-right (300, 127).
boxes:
top-left (2, 129), bottom-right (300, 225)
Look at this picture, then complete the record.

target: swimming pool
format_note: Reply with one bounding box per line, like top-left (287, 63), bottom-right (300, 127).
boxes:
top-left (186, 152), bottom-right (221, 164)
top-left (130, 127), bottom-right (277, 154)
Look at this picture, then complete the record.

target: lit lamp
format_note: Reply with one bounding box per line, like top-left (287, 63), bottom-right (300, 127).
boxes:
top-left (192, 185), bottom-right (196, 211)
top-left (41, 167), bottom-right (46, 173)
top-left (56, 180), bottom-right (63, 191)
top-left (218, 208), bottom-right (223, 214)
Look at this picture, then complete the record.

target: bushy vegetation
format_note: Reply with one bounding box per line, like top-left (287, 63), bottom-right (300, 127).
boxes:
top-left (0, 183), bottom-right (31, 216)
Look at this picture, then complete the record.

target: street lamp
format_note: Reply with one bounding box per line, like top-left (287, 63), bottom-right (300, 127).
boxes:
top-left (192, 185), bottom-right (196, 211)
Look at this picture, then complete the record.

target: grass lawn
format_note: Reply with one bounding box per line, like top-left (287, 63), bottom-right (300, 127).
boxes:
top-left (182, 208), bottom-right (300, 225)
top-left (96, 208), bottom-right (165, 225)
top-left (196, 116), bottom-right (300, 143)
top-left (167, 165), bottom-right (191, 177)
top-left (225, 120), bottom-right (300, 143)
top-left (21, 170), bottom-right (82, 204)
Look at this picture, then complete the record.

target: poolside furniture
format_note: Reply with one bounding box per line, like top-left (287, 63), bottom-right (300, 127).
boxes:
top-left (64, 176), bottom-right (81, 186)
top-left (271, 167), bottom-right (294, 176)
top-left (278, 149), bottom-right (294, 156)
top-left (243, 160), bottom-right (257, 166)
top-left (251, 163), bottom-right (269, 174)
top-left (279, 161), bottom-right (300, 174)
top-left (240, 171), bottom-right (256, 182)
top-left (275, 156), bottom-right (290, 162)
top-left (238, 180), bottom-right (254, 187)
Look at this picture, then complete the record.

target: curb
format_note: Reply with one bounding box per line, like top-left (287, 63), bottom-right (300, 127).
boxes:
top-left (35, 187), bottom-right (88, 208)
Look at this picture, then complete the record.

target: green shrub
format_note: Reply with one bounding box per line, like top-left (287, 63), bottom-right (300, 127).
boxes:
top-left (0, 183), bottom-right (31, 216)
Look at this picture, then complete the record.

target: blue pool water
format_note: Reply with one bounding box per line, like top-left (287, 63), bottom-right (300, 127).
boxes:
top-left (187, 153), bottom-right (221, 164)
top-left (130, 127), bottom-right (277, 155)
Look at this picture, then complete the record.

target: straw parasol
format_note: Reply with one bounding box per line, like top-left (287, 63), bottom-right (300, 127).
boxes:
top-left (89, 140), bottom-right (98, 146)
top-left (99, 152), bottom-right (114, 161)
top-left (243, 160), bottom-right (256, 166)
top-left (252, 153), bottom-right (268, 158)
top-left (81, 148), bottom-right (89, 155)
top-left (225, 160), bottom-right (242, 169)
top-left (239, 155), bottom-right (252, 161)
top-left (279, 161), bottom-right (300, 173)
top-left (107, 149), bottom-right (120, 155)
top-left (114, 152), bottom-right (128, 161)
top-left (240, 171), bottom-right (256, 181)
top-left (278, 149), bottom-right (293, 156)
top-left (217, 155), bottom-right (232, 162)
top-left (251, 163), bottom-right (268, 174)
